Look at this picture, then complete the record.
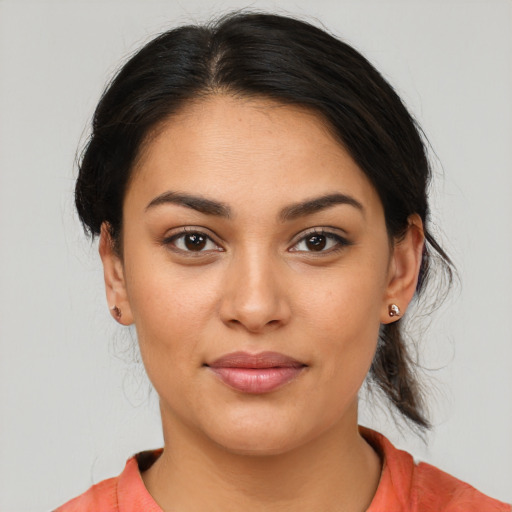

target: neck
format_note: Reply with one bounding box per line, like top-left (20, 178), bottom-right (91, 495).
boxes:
top-left (142, 404), bottom-right (382, 512)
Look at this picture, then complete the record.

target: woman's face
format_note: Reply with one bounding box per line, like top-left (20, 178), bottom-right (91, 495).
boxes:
top-left (102, 95), bottom-right (418, 455)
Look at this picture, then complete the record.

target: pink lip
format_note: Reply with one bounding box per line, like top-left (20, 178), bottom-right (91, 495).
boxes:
top-left (206, 351), bottom-right (306, 394)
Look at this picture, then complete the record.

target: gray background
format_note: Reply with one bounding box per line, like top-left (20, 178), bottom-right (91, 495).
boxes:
top-left (0, 0), bottom-right (510, 510)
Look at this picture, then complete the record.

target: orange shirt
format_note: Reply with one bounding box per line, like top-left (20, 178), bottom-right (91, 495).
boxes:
top-left (55, 428), bottom-right (511, 512)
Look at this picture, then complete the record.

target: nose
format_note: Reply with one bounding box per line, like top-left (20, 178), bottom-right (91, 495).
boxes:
top-left (219, 248), bottom-right (291, 333)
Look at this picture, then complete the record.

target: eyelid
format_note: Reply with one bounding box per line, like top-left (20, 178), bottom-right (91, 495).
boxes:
top-left (160, 226), bottom-right (351, 256)
top-left (288, 227), bottom-right (352, 253)
top-left (162, 226), bottom-right (224, 254)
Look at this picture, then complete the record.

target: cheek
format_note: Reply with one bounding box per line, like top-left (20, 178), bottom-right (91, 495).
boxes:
top-left (305, 290), bottom-right (381, 372)
top-left (295, 256), bottom-right (387, 378)
top-left (123, 251), bottom-right (220, 369)
top-left (298, 255), bottom-right (388, 332)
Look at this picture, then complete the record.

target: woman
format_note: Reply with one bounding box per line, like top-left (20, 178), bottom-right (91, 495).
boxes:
top-left (55, 11), bottom-right (510, 512)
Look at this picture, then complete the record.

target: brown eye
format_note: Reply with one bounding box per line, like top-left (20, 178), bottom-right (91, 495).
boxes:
top-left (305, 234), bottom-right (327, 251)
top-left (290, 230), bottom-right (349, 254)
top-left (166, 230), bottom-right (221, 253)
top-left (184, 233), bottom-right (207, 251)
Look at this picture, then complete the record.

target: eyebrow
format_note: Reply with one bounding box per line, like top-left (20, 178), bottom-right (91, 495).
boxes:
top-left (278, 193), bottom-right (364, 222)
top-left (145, 191), bottom-right (231, 218)
top-left (145, 191), bottom-right (364, 221)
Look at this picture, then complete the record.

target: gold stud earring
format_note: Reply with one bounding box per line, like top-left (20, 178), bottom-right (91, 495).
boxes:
top-left (110, 305), bottom-right (122, 319)
top-left (388, 304), bottom-right (401, 317)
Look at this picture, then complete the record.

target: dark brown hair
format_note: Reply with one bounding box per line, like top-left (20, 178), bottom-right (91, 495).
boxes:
top-left (75, 11), bottom-right (453, 432)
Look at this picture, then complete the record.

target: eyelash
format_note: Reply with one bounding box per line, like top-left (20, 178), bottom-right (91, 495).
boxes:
top-left (162, 227), bottom-right (351, 256)
top-left (289, 228), bottom-right (351, 255)
top-left (162, 227), bottom-right (222, 256)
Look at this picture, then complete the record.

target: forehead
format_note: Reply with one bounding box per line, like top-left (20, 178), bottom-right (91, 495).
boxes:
top-left (128, 94), bottom-right (382, 218)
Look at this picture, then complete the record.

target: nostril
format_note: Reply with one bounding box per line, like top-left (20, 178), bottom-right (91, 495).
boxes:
top-left (225, 317), bottom-right (282, 333)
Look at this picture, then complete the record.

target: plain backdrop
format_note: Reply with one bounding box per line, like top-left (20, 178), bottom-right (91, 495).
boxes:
top-left (0, 0), bottom-right (511, 510)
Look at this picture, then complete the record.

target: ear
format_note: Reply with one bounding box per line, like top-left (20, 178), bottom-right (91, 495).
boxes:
top-left (98, 223), bottom-right (134, 325)
top-left (380, 214), bottom-right (424, 324)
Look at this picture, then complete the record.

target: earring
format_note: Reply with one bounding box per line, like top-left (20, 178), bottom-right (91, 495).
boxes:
top-left (388, 304), bottom-right (401, 317)
top-left (110, 305), bottom-right (122, 319)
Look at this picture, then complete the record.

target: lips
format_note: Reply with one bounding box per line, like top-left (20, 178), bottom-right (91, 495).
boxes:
top-left (206, 351), bottom-right (306, 394)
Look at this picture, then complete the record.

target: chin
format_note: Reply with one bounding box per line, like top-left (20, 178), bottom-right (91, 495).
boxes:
top-left (199, 410), bottom-right (316, 457)
top-left (215, 431), bottom-right (302, 457)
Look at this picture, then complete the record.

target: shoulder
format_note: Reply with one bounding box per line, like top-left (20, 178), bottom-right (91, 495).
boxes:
top-left (361, 427), bottom-right (511, 512)
top-left (411, 459), bottom-right (511, 512)
top-left (53, 476), bottom-right (118, 512)
top-left (53, 450), bottom-right (163, 512)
